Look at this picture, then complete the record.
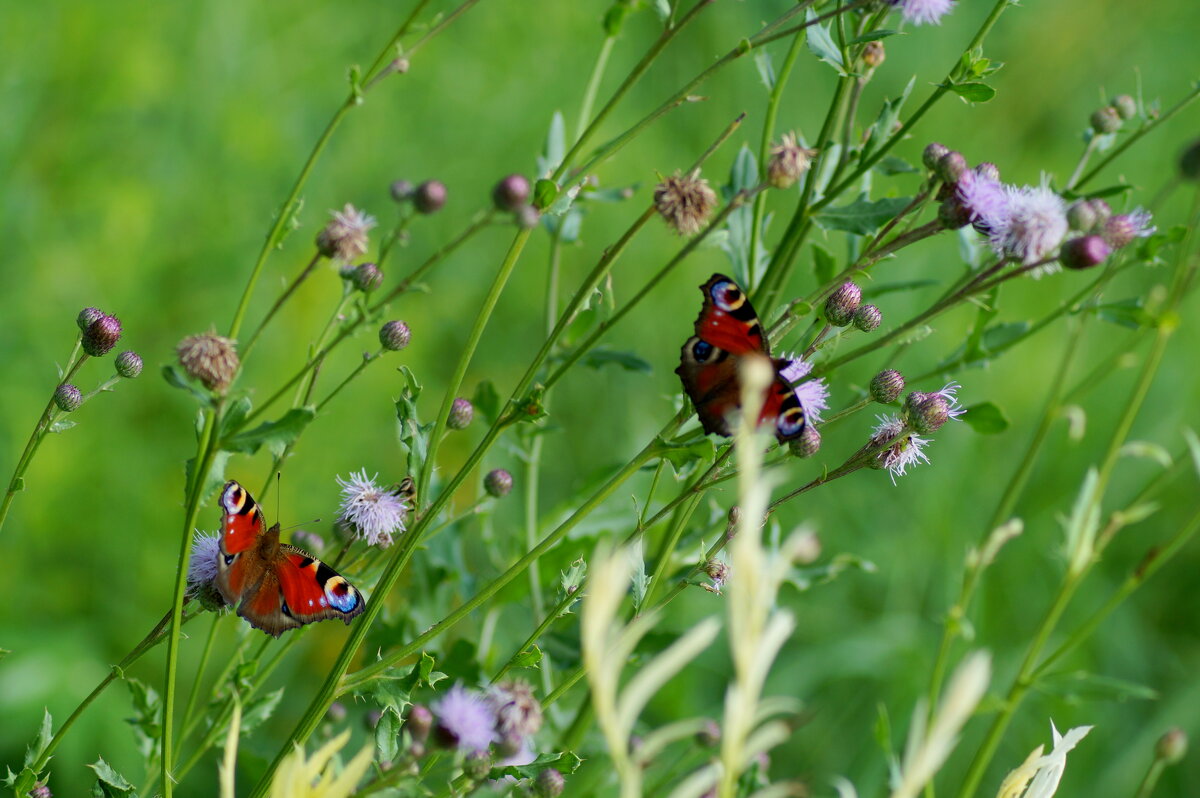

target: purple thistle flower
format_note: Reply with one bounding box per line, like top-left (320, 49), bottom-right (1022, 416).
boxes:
top-left (891, 0), bottom-right (955, 26)
top-left (186, 531), bottom-right (221, 596)
top-left (932, 381), bottom-right (967, 421)
top-left (336, 469), bottom-right (409, 547)
top-left (778, 354), bottom-right (831, 424)
top-left (870, 415), bottom-right (932, 485)
top-left (432, 684), bottom-right (499, 752)
top-left (956, 171), bottom-right (1010, 234)
top-left (989, 181), bottom-right (1069, 272)
top-left (1104, 208), bottom-right (1156, 248)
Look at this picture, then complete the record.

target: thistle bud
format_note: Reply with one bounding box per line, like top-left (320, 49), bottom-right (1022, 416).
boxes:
top-left (903, 391), bottom-right (950, 434)
top-left (515, 204), bottom-right (541, 230)
top-left (447, 397), bottom-right (474, 430)
top-left (861, 40), bottom-right (885, 68)
top-left (654, 169), bottom-right (717, 235)
top-left (937, 195), bottom-right (971, 229)
top-left (534, 768), bottom-right (565, 798)
top-left (317, 204), bottom-right (375, 262)
top-left (414, 180), bottom-right (447, 214)
top-left (767, 133), bottom-right (818, 190)
top-left (406, 705), bottom-right (433, 744)
top-left (1060, 235), bottom-right (1111, 270)
top-left (492, 174), bottom-right (531, 212)
top-left (1090, 106), bottom-right (1122, 135)
top-left (54, 383), bottom-right (82, 412)
top-left (325, 702), bottom-right (347, 724)
top-left (29, 782), bottom-right (51, 798)
top-left (973, 162), bottom-right (1000, 182)
top-left (1157, 727), bottom-right (1188, 765)
top-left (1088, 198), bottom-right (1112, 226)
top-left (464, 750), bottom-right (491, 781)
top-left (696, 720), bottom-right (721, 747)
top-left (177, 333), bottom-right (239, 393)
top-left (390, 179), bottom-right (415, 203)
top-left (82, 314), bottom-right (122, 357)
top-left (350, 262), bottom-right (384, 293)
top-left (935, 151), bottom-right (969, 184)
top-left (824, 282), bottom-right (862, 327)
top-left (1112, 94), bottom-right (1137, 120)
top-left (77, 307), bottom-right (103, 332)
top-left (484, 469), bottom-right (513, 498)
top-left (379, 320), bottom-right (411, 351)
top-left (853, 304), bottom-right (882, 332)
top-left (922, 142), bottom-right (950, 171)
top-left (870, 370), bottom-right (905, 404)
top-left (789, 424), bottom-right (821, 458)
top-left (1066, 200), bottom-right (1098, 232)
top-left (115, 351), bottom-right (143, 379)
top-left (1181, 139), bottom-right (1200, 181)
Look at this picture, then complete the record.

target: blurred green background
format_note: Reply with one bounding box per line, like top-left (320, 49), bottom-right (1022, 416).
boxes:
top-left (2, 0), bottom-right (1199, 795)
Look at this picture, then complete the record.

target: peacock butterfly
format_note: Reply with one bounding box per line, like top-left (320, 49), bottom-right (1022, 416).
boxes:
top-left (676, 273), bottom-right (807, 442)
top-left (215, 480), bottom-right (365, 637)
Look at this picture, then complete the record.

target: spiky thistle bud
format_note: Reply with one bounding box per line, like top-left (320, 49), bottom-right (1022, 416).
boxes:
top-left (82, 314), bottom-right (122, 357)
top-left (534, 768), bottom-right (565, 798)
top-left (789, 424), bottom-right (821, 458)
top-left (861, 40), bottom-right (885, 68)
top-left (1112, 94), bottom-right (1137, 120)
top-left (464, 750), bottom-right (491, 781)
top-left (407, 705), bottom-right (433, 744)
top-left (654, 169), bottom-right (717, 235)
top-left (853, 304), bottom-right (882, 332)
top-left (54, 383), bottom-right (82, 412)
top-left (935, 151), bottom-right (969, 184)
top-left (904, 392), bottom-right (950, 434)
top-left (937, 195), bottom-right (971, 229)
top-left (447, 398), bottom-right (474, 430)
top-left (492, 174), bottom-right (531, 212)
top-left (703, 558), bottom-right (729, 588)
top-left (350, 262), bottom-right (384, 293)
top-left (1060, 235), bottom-right (1111, 270)
top-left (177, 333), bottom-right (239, 393)
top-left (1181, 140), bottom-right (1200, 181)
top-left (922, 142), bottom-right (949, 171)
top-left (29, 782), bottom-right (51, 798)
top-left (114, 351), bottom-right (143, 379)
top-left (414, 180), bottom-right (448, 214)
top-left (76, 307), bottom-right (103, 332)
top-left (1090, 106), bottom-right (1122, 134)
top-left (1157, 727), bottom-right (1188, 765)
top-left (515, 204), bottom-right (541, 230)
top-left (870, 370), bottom-right (905, 404)
top-left (767, 133), bottom-right (818, 190)
top-left (1088, 198), bottom-right (1113, 226)
top-left (1066, 200), bottom-right (1098, 232)
top-left (484, 469), bottom-right (513, 498)
top-left (824, 282), bottom-right (862, 327)
top-left (379, 320), bottom-right (411, 351)
top-left (390, 179), bottom-right (415, 203)
top-left (974, 162), bottom-right (1000, 182)
top-left (317, 203), bottom-right (375, 262)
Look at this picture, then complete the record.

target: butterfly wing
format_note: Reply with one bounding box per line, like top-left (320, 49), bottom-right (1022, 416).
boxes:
top-left (688, 274), bottom-right (770, 356)
top-left (276, 545), bottom-right (366, 625)
top-left (215, 480), bottom-right (265, 605)
top-left (761, 365), bottom-right (807, 442)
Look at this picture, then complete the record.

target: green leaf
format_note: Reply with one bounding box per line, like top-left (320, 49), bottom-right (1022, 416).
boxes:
top-left (1183, 429), bottom-right (1200, 480)
top-left (510, 646), bottom-right (544, 670)
top-left (949, 82), bottom-right (996, 104)
top-left (1036, 670), bottom-right (1158, 703)
top-left (812, 244), bottom-right (836, 286)
top-left (241, 688), bottom-right (284, 733)
top-left (582, 348), bottom-right (652, 374)
top-left (395, 365), bottom-right (431, 475)
top-left (961, 402), bottom-right (1009, 434)
top-left (719, 145), bottom-right (759, 282)
top-left (981, 321), bottom-right (1031, 353)
top-left (815, 196), bottom-right (913, 236)
top-left (533, 179), bottom-right (559, 211)
top-left (513, 384), bottom-right (549, 425)
top-left (124, 677), bottom-right (161, 761)
top-left (374, 709), bottom-right (401, 762)
top-left (184, 450), bottom-right (232, 507)
top-left (22, 708), bottom-right (53, 770)
top-left (538, 111), bottom-right (565, 175)
top-left (658, 435), bottom-right (716, 476)
top-left (2, 767), bottom-right (38, 794)
top-left (1089, 297), bottom-right (1153, 329)
top-left (49, 419), bottom-right (77, 433)
top-left (88, 758), bottom-right (135, 795)
top-left (862, 78), bottom-right (915, 164)
top-left (489, 751), bottom-right (584, 780)
top-left (786, 553), bottom-right (877, 592)
top-left (472, 380), bottom-right (502, 425)
top-left (223, 407), bottom-right (315, 457)
top-left (651, 0), bottom-right (670, 22)
top-left (11, 477), bottom-right (23, 493)
top-left (267, 196), bottom-right (304, 252)
top-left (877, 156), bottom-right (918, 175)
top-left (219, 396), bottom-right (253, 439)
top-left (754, 50), bottom-right (775, 91)
top-left (804, 8), bottom-right (844, 73)
top-left (850, 29), bottom-right (900, 44)
top-left (162, 364), bottom-right (213, 406)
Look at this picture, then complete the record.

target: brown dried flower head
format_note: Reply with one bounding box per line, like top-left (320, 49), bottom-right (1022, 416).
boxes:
top-left (768, 133), bottom-right (818, 190)
top-left (488, 680), bottom-right (544, 740)
top-left (177, 332), bottom-right (240, 393)
top-left (654, 169), bottom-right (717, 235)
top-left (316, 203), bottom-right (376, 262)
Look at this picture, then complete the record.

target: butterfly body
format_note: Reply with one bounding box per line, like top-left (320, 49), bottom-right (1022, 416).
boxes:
top-left (215, 481), bottom-right (365, 637)
top-left (676, 274), bottom-right (806, 442)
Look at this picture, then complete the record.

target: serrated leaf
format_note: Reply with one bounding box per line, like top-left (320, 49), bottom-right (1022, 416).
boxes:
top-left (630, 539), bottom-right (650, 611)
top-left (395, 366), bottom-right (430, 475)
top-left (658, 435), bottom-right (716, 476)
top-left (162, 364), bottom-right (213, 406)
top-left (489, 751), bottom-right (583, 780)
top-left (961, 402), bottom-right (1008, 434)
top-left (3, 766), bottom-right (38, 793)
top-left (241, 688), bottom-right (284, 733)
top-left (268, 197), bottom-right (304, 251)
top-left (510, 646), bottom-right (544, 669)
top-left (949, 82), bottom-right (996, 103)
top-left (88, 758), bottom-right (135, 794)
top-left (223, 407), bottom-right (315, 457)
top-left (804, 8), bottom-right (844, 73)
top-left (374, 709), bottom-right (401, 763)
top-left (124, 677), bottom-right (161, 761)
top-left (49, 419), bottom-right (77, 433)
top-left (22, 709), bottom-right (53, 770)
top-left (815, 196), bottom-right (913, 235)
top-left (862, 78), bottom-right (914, 164)
top-left (1036, 670), bottom-right (1158, 703)
top-left (219, 396), bottom-right (253, 439)
top-left (582, 348), bottom-right (652, 374)
top-left (720, 145), bottom-right (760, 282)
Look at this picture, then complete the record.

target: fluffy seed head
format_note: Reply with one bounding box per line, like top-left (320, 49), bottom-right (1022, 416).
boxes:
top-left (654, 169), bottom-right (717, 235)
top-left (990, 181), bottom-right (1068, 266)
top-left (414, 180), bottom-right (448, 214)
top-left (789, 424), bottom-right (821, 458)
top-left (336, 469), bottom-right (410, 547)
top-left (488, 680), bottom-right (543, 740)
top-left (1112, 94), bottom-right (1137, 120)
top-left (862, 40), bottom-right (886, 68)
top-left (177, 333), bottom-right (239, 393)
top-left (492, 174), bottom-right (531, 212)
top-left (1090, 106), bottom-right (1122, 134)
top-left (1060, 235), bottom-right (1111, 270)
top-left (922, 142), bottom-right (950, 171)
top-left (114, 350), bottom-right (143, 379)
top-left (1103, 209), bottom-right (1155, 248)
top-left (484, 469), bottom-right (513, 498)
top-left (432, 685), bottom-right (498, 753)
top-left (936, 150), bottom-right (969, 184)
top-left (77, 307), bottom-right (104, 331)
top-left (534, 769), bottom-right (565, 798)
top-left (448, 397), bottom-right (474, 430)
top-left (82, 313), bottom-right (122, 357)
top-left (853, 304), bottom-right (882, 332)
top-left (407, 705), bottom-right (434, 743)
top-left (870, 369), bottom-right (906, 404)
top-left (824, 282), bottom-right (862, 327)
top-left (390, 179), bottom-right (415, 202)
top-left (350, 262), bottom-right (384, 293)
top-left (379, 320), bottom-right (411, 351)
top-left (317, 203), bottom-right (376, 262)
top-left (767, 132), bottom-right (818, 190)
top-left (54, 384), bottom-right (82, 412)
top-left (890, 0), bottom-right (955, 25)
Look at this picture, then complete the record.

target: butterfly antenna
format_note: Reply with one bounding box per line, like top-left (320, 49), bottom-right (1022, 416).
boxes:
top-left (274, 471), bottom-right (282, 524)
top-left (280, 518), bottom-right (321, 534)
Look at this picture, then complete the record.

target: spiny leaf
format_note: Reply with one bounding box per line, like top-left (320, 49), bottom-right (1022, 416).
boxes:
top-left (223, 407), bottom-right (315, 457)
top-left (489, 751), bottom-right (584, 780)
top-left (815, 196), bottom-right (914, 235)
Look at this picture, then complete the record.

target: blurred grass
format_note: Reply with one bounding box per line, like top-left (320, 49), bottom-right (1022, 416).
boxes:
top-left (1, 0), bottom-right (1199, 795)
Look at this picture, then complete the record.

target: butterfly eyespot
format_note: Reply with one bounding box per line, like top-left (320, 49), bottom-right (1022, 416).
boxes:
top-left (712, 280), bottom-right (745, 311)
top-left (223, 553), bottom-right (236, 566)
top-left (691, 340), bottom-right (715, 362)
top-left (776, 407), bottom-right (806, 439)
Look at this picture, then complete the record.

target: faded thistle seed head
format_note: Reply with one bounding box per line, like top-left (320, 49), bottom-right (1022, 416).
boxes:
top-left (853, 304), bottom-right (882, 332)
top-left (870, 370), bottom-right (905, 404)
top-left (82, 313), bottom-right (122, 357)
top-left (1090, 105), bottom-right (1122, 135)
top-left (534, 768), bottom-right (565, 798)
top-left (54, 383), bottom-right (82, 412)
top-left (177, 333), bottom-right (239, 393)
top-left (492, 174), bottom-right (531, 212)
top-left (115, 350), bottom-right (143, 379)
top-left (789, 424), bottom-right (821, 458)
top-left (447, 397), bottom-right (474, 430)
top-left (77, 306), bottom-right (104, 331)
top-left (654, 169), bottom-right (717, 235)
top-left (379, 320), bottom-right (411, 351)
top-left (489, 680), bottom-right (544, 740)
top-left (767, 132), bottom-right (818, 190)
top-left (1066, 200), bottom-right (1098, 232)
top-left (316, 203), bottom-right (376, 262)
top-left (414, 180), bottom-right (448, 214)
top-left (903, 391), bottom-right (950, 434)
top-left (1112, 94), bottom-right (1138, 120)
top-left (407, 705), bottom-right (433, 743)
top-left (922, 142), bottom-right (950, 171)
top-left (1060, 235), bottom-right (1111, 270)
top-left (703, 558), bottom-right (729, 585)
top-left (350, 262), bottom-right (384, 293)
top-left (861, 40), bottom-right (885, 69)
top-left (390, 179), bottom-right (415, 203)
top-left (1157, 727), bottom-right (1188, 765)
top-left (824, 282), bottom-right (862, 327)
top-left (935, 150), bottom-right (969, 184)
top-left (1180, 140), bottom-right (1200, 181)
top-left (484, 469), bottom-right (513, 498)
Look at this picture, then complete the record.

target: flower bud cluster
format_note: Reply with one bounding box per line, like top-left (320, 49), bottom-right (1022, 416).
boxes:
top-left (1089, 94), bottom-right (1138, 134)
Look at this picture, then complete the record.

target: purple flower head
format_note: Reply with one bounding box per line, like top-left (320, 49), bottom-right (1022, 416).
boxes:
top-left (956, 171), bottom-right (1010, 234)
top-left (932, 381), bottom-right (967, 421)
top-left (778, 354), bottom-right (831, 424)
top-left (336, 469), bottom-right (409, 547)
top-left (870, 415), bottom-right (932, 485)
top-left (989, 180), bottom-right (1069, 272)
top-left (891, 0), bottom-right (955, 26)
top-left (432, 684), bottom-right (498, 753)
top-left (186, 531), bottom-right (221, 596)
top-left (1104, 208), bottom-right (1156, 248)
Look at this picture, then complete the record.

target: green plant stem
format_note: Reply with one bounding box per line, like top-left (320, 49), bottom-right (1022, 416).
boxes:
top-left (641, 494), bottom-right (704, 611)
top-left (1065, 135), bottom-right (1101, 191)
top-left (242, 251), bottom-right (323, 358)
top-left (1135, 759), bottom-right (1169, 798)
top-left (316, 349), bottom-right (383, 413)
top-left (176, 612), bottom-right (222, 760)
top-left (491, 588), bottom-right (578, 684)
top-left (575, 35), bottom-right (617, 143)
